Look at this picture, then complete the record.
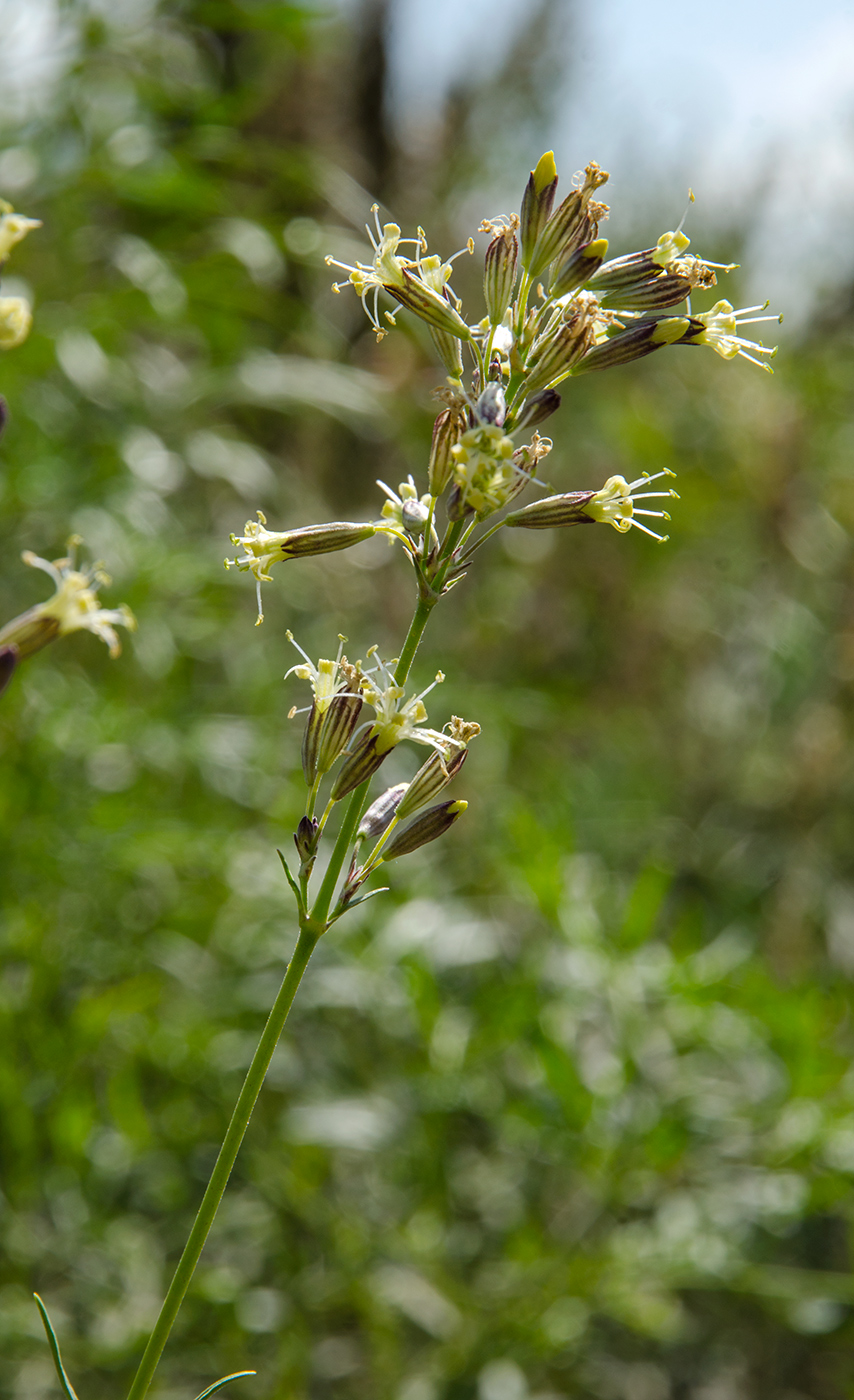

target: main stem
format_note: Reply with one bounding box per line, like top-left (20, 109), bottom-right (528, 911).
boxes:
top-left (127, 551), bottom-right (445, 1400)
top-left (125, 925), bottom-right (318, 1400)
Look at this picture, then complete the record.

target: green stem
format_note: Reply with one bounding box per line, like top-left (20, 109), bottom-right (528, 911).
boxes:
top-left (431, 519), bottom-right (467, 596)
top-left (126, 924), bottom-right (319, 1400)
top-left (311, 779), bottom-right (371, 927)
top-left (395, 593), bottom-right (435, 686)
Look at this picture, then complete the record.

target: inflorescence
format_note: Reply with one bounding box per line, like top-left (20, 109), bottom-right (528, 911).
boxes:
top-left (225, 150), bottom-right (781, 895)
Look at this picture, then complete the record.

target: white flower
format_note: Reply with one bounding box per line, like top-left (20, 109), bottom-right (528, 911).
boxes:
top-left (225, 512), bottom-right (377, 623)
top-left (0, 539), bottom-right (136, 658)
top-left (585, 469), bottom-right (679, 541)
top-left (361, 651), bottom-right (452, 756)
top-left (226, 511), bottom-right (293, 585)
top-left (326, 205), bottom-right (471, 337)
top-left (285, 631), bottom-right (355, 715)
top-left (0, 204), bottom-right (42, 263)
top-left (688, 299), bottom-right (781, 370)
top-left (0, 296), bottom-right (32, 349)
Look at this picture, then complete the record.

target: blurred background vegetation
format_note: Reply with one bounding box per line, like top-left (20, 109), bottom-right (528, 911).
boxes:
top-left (2, 2), bottom-right (854, 1399)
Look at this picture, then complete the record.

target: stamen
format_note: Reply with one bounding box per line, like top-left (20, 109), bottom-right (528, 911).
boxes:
top-left (630, 520), bottom-right (669, 541)
top-left (286, 629), bottom-right (315, 668)
top-left (415, 671), bottom-right (445, 704)
top-left (676, 188), bottom-right (695, 235)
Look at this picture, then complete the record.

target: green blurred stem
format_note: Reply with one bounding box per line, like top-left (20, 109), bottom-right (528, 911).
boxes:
top-left (125, 924), bottom-right (319, 1400)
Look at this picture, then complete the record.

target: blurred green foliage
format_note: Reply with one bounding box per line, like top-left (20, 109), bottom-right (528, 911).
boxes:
top-left (2, 4), bottom-right (854, 1400)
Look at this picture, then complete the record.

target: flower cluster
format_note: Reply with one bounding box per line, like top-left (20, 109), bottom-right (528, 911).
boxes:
top-left (283, 633), bottom-right (479, 918)
top-left (0, 199), bottom-right (41, 350)
top-left (221, 152), bottom-right (780, 917)
top-left (227, 153), bottom-right (781, 623)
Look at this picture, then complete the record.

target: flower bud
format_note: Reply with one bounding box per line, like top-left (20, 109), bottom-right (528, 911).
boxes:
top-left (520, 152), bottom-right (558, 271)
top-left (484, 226), bottom-right (519, 323)
top-left (428, 408), bottom-right (463, 497)
top-left (476, 383), bottom-right (506, 427)
top-left (504, 491), bottom-right (597, 530)
top-left (0, 396), bottom-right (7, 440)
top-left (388, 270), bottom-right (472, 340)
top-left (294, 815), bottom-right (319, 862)
top-left (330, 730), bottom-right (389, 802)
top-left (528, 162), bottom-right (609, 278)
top-left (430, 327), bottom-right (464, 377)
top-left (358, 783), bottom-right (408, 840)
top-left (0, 297), bottom-right (32, 350)
top-left (0, 644), bottom-right (18, 698)
top-left (446, 484), bottom-right (475, 522)
top-left (550, 238), bottom-right (608, 298)
top-left (401, 497), bottom-right (430, 537)
top-left (572, 317), bottom-right (690, 374)
top-left (302, 690), bottom-right (363, 785)
top-left (396, 746), bottom-right (468, 820)
top-left (381, 800), bottom-right (468, 861)
top-left (511, 388), bottom-right (561, 432)
top-left (522, 298), bottom-right (599, 395)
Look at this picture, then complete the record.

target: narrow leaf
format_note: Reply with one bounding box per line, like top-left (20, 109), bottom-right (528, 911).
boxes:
top-left (331, 886), bottom-right (389, 920)
top-left (276, 849), bottom-right (305, 913)
top-left (33, 1294), bottom-right (80, 1400)
top-left (191, 1371), bottom-right (256, 1400)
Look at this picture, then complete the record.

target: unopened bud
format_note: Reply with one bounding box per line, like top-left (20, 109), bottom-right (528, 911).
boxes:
top-left (357, 783), bottom-right (408, 841)
top-left (528, 162), bottom-right (609, 279)
top-left (430, 327), bottom-right (464, 377)
top-left (504, 491), bottom-right (597, 530)
top-left (484, 227), bottom-right (519, 323)
top-left (520, 152), bottom-right (558, 271)
top-left (294, 815), bottom-right (319, 862)
top-left (330, 730), bottom-right (389, 802)
top-left (550, 238), bottom-right (608, 298)
top-left (573, 317), bottom-right (690, 374)
top-left (388, 270), bottom-right (472, 340)
top-left (302, 690), bottom-right (363, 785)
top-left (0, 397), bottom-right (7, 439)
top-left (446, 483), bottom-right (475, 522)
top-left (476, 383), bottom-right (506, 427)
top-left (401, 498), bottom-right (431, 537)
top-left (397, 746), bottom-right (468, 820)
top-left (382, 799), bottom-right (468, 861)
top-left (511, 388), bottom-right (561, 432)
top-left (428, 408), bottom-right (464, 497)
top-left (0, 644), bottom-right (18, 698)
top-left (0, 297), bottom-right (32, 350)
top-left (523, 303), bottom-right (598, 395)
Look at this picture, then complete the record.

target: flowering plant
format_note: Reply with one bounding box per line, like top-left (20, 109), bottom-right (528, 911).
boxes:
top-left (9, 153), bottom-right (779, 1400)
